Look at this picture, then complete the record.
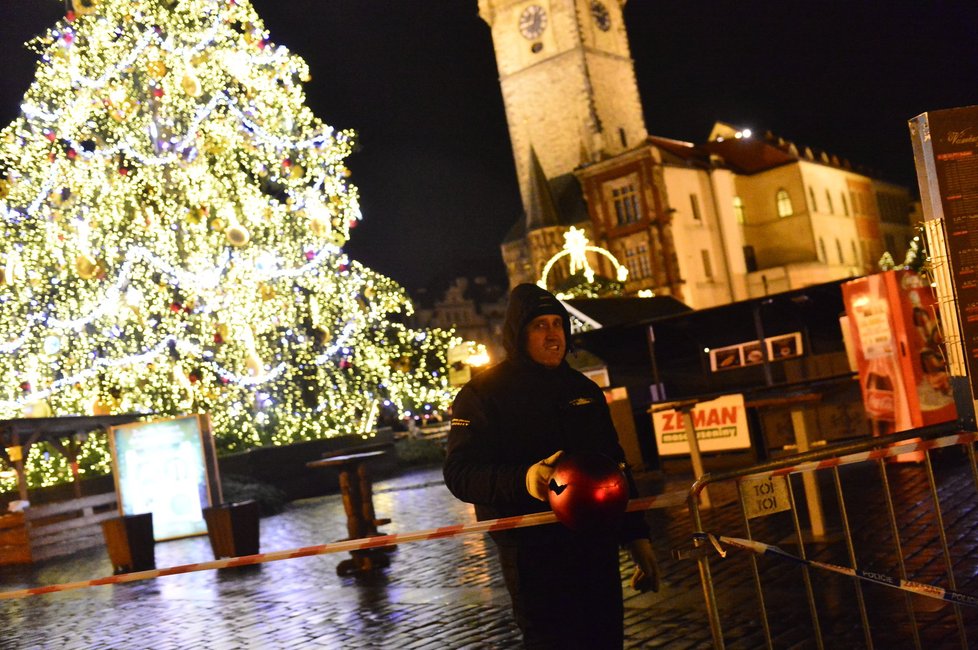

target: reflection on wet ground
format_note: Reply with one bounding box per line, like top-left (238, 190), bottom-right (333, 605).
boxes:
top-left (0, 456), bottom-right (976, 648)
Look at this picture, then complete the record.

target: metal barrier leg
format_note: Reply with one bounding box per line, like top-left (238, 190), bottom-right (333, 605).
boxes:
top-left (738, 499), bottom-right (773, 649)
top-left (832, 466), bottom-right (873, 649)
top-left (689, 496), bottom-right (725, 649)
top-left (683, 407), bottom-right (711, 509)
top-left (923, 450), bottom-right (969, 648)
top-left (785, 477), bottom-right (824, 650)
top-left (877, 457), bottom-right (923, 649)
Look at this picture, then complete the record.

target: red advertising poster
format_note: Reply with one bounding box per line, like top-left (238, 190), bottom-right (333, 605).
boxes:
top-left (843, 271), bottom-right (957, 435)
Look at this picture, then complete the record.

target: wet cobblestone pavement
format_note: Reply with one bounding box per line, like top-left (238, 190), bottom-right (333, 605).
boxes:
top-left (1, 453), bottom-right (977, 649)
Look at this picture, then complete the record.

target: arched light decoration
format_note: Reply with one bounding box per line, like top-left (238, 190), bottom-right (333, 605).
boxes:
top-left (0, 0), bottom-right (458, 491)
top-left (537, 227), bottom-right (629, 295)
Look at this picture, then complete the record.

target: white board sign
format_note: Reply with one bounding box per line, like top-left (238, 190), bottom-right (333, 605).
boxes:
top-left (651, 394), bottom-right (751, 456)
top-left (109, 414), bottom-right (216, 540)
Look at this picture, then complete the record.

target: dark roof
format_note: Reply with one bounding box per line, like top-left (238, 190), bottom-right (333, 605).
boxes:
top-left (0, 413), bottom-right (151, 445)
top-left (562, 295), bottom-right (691, 329)
top-left (646, 134), bottom-right (796, 175)
top-left (502, 172), bottom-right (590, 244)
top-left (701, 137), bottom-right (797, 175)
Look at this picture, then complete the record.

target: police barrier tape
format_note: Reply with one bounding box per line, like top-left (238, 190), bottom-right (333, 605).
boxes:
top-left (691, 532), bottom-right (978, 609)
top-left (0, 492), bottom-right (687, 601)
top-left (743, 431), bottom-right (978, 480)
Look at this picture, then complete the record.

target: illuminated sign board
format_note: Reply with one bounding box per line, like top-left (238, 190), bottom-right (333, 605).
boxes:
top-left (651, 394), bottom-right (751, 456)
top-left (109, 414), bottom-right (218, 541)
top-left (709, 332), bottom-right (804, 372)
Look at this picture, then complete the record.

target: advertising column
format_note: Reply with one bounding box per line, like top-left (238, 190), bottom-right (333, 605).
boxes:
top-left (910, 105), bottom-right (978, 416)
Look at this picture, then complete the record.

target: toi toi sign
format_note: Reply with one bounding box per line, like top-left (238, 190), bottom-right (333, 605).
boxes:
top-left (651, 394), bottom-right (751, 456)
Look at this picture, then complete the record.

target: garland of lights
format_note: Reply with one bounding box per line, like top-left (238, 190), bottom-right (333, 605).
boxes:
top-left (0, 0), bottom-right (458, 492)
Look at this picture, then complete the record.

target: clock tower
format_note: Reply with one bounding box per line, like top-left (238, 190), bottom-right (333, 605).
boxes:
top-left (478, 0), bottom-right (648, 214)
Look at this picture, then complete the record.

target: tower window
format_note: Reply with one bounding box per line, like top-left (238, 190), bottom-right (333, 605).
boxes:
top-left (618, 128), bottom-right (627, 148)
top-left (842, 192), bottom-right (850, 216)
top-left (818, 237), bottom-right (827, 262)
top-left (776, 189), bottom-right (793, 218)
top-left (808, 186), bottom-right (818, 212)
top-left (690, 194), bottom-right (701, 220)
top-left (825, 189), bottom-right (834, 214)
top-left (701, 250), bottom-right (713, 280)
top-left (733, 196), bottom-right (746, 224)
top-left (836, 238), bottom-right (844, 263)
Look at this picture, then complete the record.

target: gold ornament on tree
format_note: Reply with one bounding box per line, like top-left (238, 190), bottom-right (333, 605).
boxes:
top-left (72, 0), bottom-right (99, 16)
top-left (146, 59), bottom-right (168, 81)
top-left (75, 253), bottom-right (103, 279)
top-left (181, 72), bottom-right (202, 97)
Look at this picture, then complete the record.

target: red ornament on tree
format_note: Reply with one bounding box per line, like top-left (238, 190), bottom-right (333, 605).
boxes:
top-left (547, 452), bottom-right (629, 532)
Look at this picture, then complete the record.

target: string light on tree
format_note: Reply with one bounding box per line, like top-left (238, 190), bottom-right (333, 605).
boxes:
top-left (0, 0), bottom-right (457, 491)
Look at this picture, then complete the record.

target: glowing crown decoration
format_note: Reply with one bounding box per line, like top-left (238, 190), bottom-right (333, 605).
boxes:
top-left (537, 227), bottom-right (629, 296)
top-left (0, 0), bottom-right (456, 491)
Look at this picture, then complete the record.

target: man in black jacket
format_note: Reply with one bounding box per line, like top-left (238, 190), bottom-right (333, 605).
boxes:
top-left (443, 283), bottom-right (659, 649)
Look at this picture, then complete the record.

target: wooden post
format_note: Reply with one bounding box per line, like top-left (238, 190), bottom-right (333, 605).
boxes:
top-left (790, 408), bottom-right (827, 539)
top-left (338, 468), bottom-right (363, 541)
top-left (682, 405), bottom-right (712, 509)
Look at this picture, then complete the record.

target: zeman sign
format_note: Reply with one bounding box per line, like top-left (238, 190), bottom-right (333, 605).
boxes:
top-left (651, 394), bottom-right (751, 456)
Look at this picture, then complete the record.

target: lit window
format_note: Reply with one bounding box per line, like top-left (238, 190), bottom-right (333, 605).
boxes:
top-left (608, 180), bottom-right (641, 227)
top-left (733, 196), bottom-right (745, 224)
top-left (776, 189), bottom-right (793, 218)
top-left (624, 244), bottom-right (651, 279)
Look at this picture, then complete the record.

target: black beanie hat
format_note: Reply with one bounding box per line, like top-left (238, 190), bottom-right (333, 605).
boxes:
top-left (502, 283), bottom-right (571, 361)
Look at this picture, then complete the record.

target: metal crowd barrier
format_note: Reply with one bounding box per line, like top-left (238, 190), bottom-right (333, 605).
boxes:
top-left (677, 423), bottom-right (978, 649)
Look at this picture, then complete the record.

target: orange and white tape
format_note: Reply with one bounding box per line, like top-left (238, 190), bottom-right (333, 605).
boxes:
top-left (751, 432), bottom-right (978, 479)
top-left (0, 491), bottom-right (686, 600)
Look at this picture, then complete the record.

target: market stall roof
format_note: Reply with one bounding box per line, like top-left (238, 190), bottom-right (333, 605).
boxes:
top-left (562, 296), bottom-right (691, 330)
top-left (1, 413), bottom-right (154, 501)
top-left (0, 413), bottom-right (151, 447)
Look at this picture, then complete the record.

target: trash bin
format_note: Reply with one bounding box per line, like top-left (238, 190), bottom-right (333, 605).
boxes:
top-left (101, 513), bottom-right (155, 574)
top-left (202, 500), bottom-right (259, 559)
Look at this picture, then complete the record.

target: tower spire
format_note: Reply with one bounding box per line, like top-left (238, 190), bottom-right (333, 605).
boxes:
top-left (525, 146), bottom-right (560, 231)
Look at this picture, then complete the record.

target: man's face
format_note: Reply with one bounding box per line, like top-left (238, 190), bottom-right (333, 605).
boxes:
top-left (524, 314), bottom-right (566, 368)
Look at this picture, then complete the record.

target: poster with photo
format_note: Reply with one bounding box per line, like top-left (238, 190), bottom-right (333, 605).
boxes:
top-left (709, 332), bottom-right (804, 372)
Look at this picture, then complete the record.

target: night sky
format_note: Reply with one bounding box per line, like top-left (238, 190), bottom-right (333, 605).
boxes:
top-left (1, 1), bottom-right (977, 293)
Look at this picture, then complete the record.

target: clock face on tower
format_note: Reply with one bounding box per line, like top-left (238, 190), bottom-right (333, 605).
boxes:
top-left (519, 4), bottom-right (547, 40)
top-left (590, 1), bottom-right (611, 31)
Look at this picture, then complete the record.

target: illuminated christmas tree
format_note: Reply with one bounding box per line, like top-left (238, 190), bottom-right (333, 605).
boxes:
top-left (0, 0), bottom-right (456, 489)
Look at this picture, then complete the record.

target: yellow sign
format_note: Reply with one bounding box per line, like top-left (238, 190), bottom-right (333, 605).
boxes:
top-left (739, 475), bottom-right (791, 519)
